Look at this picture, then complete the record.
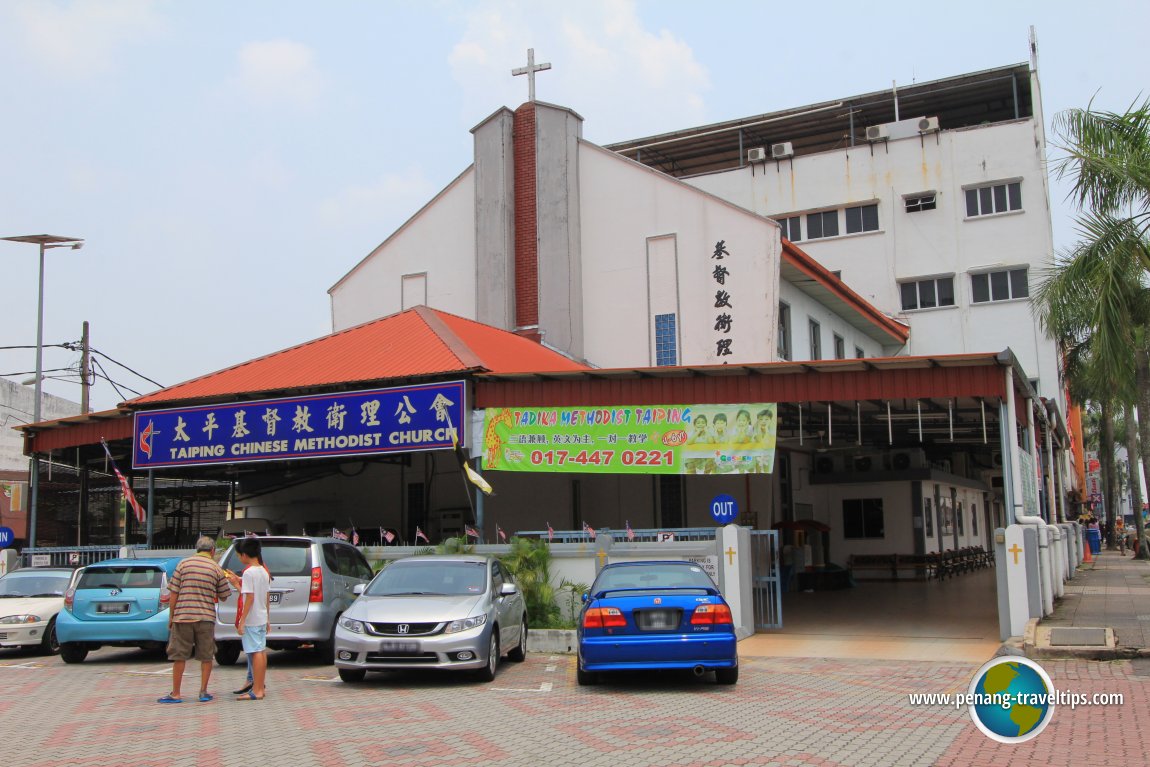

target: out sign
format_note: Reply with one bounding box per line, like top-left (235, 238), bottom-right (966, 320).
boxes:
top-left (710, 494), bottom-right (738, 525)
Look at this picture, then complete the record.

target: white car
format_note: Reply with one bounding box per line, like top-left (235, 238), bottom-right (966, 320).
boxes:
top-left (0, 567), bottom-right (74, 655)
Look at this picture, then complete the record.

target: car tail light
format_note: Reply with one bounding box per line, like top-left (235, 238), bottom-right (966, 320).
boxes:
top-left (63, 588), bottom-right (75, 613)
top-left (690, 604), bottom-right (733, 625)
top-left (582, 607), bottom-right (627, 629)
top-left (309, 567), bottom-right (323, 602)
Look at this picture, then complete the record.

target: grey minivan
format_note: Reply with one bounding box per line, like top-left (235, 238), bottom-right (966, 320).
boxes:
top-left (213, 536), bottom-right (373, 665)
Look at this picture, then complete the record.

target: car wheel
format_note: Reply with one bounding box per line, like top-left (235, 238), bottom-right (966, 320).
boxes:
top-left (60, 643), bottom-right (88, 664)
top-left (715, 664), bottom-right (739, 685)
top-left (576, 661), bottom-right (597, 686)
top-left (338, 668), bottom-right (366, 684)
top-left (215, 641), bottom-right (242, 667)
top-left (39, 617), bottom-right (60, 655)
top-left (475, 630), bottom-right (499, 682)
top-left (507, 617), bottom-right (527, 662)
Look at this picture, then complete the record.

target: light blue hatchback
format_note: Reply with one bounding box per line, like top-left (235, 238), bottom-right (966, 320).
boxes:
top-left (56, 557), bottom-right (184, 663)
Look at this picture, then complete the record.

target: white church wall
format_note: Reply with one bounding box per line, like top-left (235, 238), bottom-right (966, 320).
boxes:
top-left (685, 120), bottom-right (1059, 398)
top-left (578, 143), bottom-right (780, 369)
top-left (329, 169), bottom-right (477, 331)
top-left (801, 481), bottom-right (915, 558)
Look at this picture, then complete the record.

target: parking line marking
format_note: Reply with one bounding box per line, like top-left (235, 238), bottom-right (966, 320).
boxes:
top-left (0, 661), bottom-right (45, 669)
top-left (545, 665), bottom-right (557, 672)
top-left (302, 675), bottom-right (341, 682)
top-left (491, 681), bottom-right (552, 692)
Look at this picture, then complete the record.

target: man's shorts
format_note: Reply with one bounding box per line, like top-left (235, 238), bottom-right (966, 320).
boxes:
top-left (167, 620), bottom-right (216, 662)
top-left (242, 625), bottom-right (267, 655)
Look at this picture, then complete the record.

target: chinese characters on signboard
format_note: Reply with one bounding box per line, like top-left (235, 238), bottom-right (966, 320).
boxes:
top-left (711, 240), bottom-right (736, 362)
top-left (132, 382), bottom-right (466, 469)
top-left (482, 403), bottom-right (777, 475)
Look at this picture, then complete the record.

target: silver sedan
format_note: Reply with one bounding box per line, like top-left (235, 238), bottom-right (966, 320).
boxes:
top-left (333, 555), bottom-right (527, 683)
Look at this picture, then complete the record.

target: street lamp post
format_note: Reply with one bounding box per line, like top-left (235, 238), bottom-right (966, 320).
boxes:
top-left (1, 234), bottom-right (84, 550)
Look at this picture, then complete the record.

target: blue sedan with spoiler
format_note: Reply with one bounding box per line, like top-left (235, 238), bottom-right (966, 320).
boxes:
top-left (577, 560), bottom-right (738, 685)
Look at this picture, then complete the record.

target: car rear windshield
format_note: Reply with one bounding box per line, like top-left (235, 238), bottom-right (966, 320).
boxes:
top-left (593, 564), bottom-right (716, 594)
top-left (0, 572), bottom-right (72, 597)
top-left (366, 561), bottom-right (487, 597)
top-left (221, 540), bottom-right (311, 577)
top-left (77, 567), bottom-right (164, 590)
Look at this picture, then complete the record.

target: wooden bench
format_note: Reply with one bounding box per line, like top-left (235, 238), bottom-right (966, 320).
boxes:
top-left (847, 554), bottom-right (898, 580)
top-left (897, 553), bottom-right (939, 580)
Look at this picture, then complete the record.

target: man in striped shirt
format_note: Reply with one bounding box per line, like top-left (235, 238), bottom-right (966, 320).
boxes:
top-left (158, 536), bottom-right (234, 703)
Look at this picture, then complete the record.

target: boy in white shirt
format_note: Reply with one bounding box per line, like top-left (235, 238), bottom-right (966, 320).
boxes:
top-left (235, 538), bottom-right (271, 700)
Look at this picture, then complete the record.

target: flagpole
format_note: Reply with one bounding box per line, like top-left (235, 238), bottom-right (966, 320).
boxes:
top-left (474, 457), bottom-right (484, 534)
top-left (146, 470), bottom-right (154, 549)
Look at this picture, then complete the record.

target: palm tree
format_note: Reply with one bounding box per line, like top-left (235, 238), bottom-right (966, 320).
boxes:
top-left (1053, 99), bottom-right (1150, 269)
top-left (1036, 233), bottom-right (1150, 558)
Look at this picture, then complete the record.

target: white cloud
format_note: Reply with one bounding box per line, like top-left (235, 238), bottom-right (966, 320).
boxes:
top-left (447, 0), bottom-right (710, 139)
top-left (6, 0), bottom-right (163, 78)
top-left (232, 39), bottom-right (323, 109)
top-left (317, 167), bottom-right (439, 231)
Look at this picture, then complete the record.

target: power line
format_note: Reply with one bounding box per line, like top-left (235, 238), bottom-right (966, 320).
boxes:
top-left (88, 347), bottom-right (164, 388)
top-left (0, 366), bottom-right (75, 377)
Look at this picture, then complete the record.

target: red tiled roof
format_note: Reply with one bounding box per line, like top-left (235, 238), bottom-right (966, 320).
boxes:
top-left (129, 306), bottom-right (587, 406)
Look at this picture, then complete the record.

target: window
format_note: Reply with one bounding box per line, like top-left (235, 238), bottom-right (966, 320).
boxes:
top-left (900, 276), bottom-right (955, 311)
top-left (845, 204), bottom-right (879, 234)
top-left (659, 475), bottom-right (684, 527)
top-left (924, 498), bottom-right (934, 538)
top-left (843, 498), bottom-right (885, 539)
top-left (833, 334), bottom-right (845, 359)
top-left (905, 193), bottom-right (937, 212)
top-left (855, 346), bottom-right (865, 359)
top-left (957, 502), bottom-right (965, 535)
top-left (965, 181), bottom-right (1022, 217)
top-left (808, 318), bottom-right (821, 360)
top-left (971, 503), bottom-right (978, 537)
top-left (775, 216), bottom-right (801, 242)
top-left (806, 210), bottom-right (839, 239)
top-left (654, 313), bottom-right (678, 366)
top-left (971, 268), bottom-right (1029, 303)
top-left (778, 303), bottom-right (791, 360)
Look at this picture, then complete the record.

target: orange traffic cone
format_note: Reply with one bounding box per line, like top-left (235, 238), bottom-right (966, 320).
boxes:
top-left (1083, 542), bottom-right (1093, 563)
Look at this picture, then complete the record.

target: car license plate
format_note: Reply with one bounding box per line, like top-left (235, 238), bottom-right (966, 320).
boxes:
top-left (637, 609), bottom-right (678, 630)
top-left (379, 640), bottom-right (420, 654)
top-left (268, 592), bottom-right (281, 604)
top-left (97, 602), bottom-right (130, 614)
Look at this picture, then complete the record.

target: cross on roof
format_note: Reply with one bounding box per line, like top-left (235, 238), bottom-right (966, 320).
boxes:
top-left (512, 48), bottom-right (551, 103)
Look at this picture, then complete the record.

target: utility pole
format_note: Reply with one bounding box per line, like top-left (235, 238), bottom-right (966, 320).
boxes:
top-left (77, 321), bottom-right (90, 546)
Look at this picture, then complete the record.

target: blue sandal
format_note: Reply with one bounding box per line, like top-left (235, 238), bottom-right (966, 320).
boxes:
top-left (157, 694), bottom-right (182, 704)
top-left (198, 692), bottom-right (214, 702)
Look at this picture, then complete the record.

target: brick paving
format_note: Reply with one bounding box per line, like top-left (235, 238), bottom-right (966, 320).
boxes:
top-left (1, 643), bottom-right (1143, 767)
top-left (1045, 549), bottom-right (1150, 649)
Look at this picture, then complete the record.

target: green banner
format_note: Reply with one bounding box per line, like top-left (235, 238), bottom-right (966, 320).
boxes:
top-left (482, 404), bottom-right (777, 475)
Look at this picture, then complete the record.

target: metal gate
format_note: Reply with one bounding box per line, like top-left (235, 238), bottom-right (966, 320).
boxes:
top-left (19, 545), bottom-right (132, 568)
top-left (750, 530), bottom-right (782, 630)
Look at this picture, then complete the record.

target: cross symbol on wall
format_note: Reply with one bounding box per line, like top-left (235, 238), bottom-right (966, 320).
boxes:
top-left (596, 549), bottom-right (607, 567)
top-left (512, 48), bottom-right (552, 103)
top-left (1008, 543), bottom-right (1022, 565)
top-left (726, 546), bottom-right (737, 565)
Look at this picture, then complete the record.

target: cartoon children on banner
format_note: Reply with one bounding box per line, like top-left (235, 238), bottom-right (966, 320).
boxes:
top-left (681, 403), bottom-right (777, 475)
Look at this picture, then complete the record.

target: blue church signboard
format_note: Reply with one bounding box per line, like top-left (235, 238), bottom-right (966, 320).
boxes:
top-left (132, 381), bottom-right (466, 469)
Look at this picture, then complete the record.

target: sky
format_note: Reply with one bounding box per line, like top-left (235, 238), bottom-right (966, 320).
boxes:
top-left (0, 0), bottom-right (1147, 415)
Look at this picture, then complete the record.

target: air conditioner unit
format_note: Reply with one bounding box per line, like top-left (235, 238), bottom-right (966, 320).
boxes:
top-left (747, 147), bottom-right (768, 163)
top-left (917, 116), bottom-right (940, 133)
top-left (771, 141), bottom-right (794, 159)
top-left (932, 459), bottom-right (952, 474)
top-left (814, 454), bottom-right (840, 474)
top-left (889, 448), bottom-right (926, 471)
top-left (865, 124), bottom-right (890, 142)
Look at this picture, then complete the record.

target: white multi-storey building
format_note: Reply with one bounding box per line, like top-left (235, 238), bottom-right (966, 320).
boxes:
top-left (607, 61), bottom-right (1060, 403)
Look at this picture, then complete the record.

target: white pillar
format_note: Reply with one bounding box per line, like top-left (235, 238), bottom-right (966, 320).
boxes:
top-left (719, 524), bottom-right (754, 639)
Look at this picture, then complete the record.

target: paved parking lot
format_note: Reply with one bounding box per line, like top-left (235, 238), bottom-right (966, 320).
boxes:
top-left (1, 645), bottom-right (1144, 767)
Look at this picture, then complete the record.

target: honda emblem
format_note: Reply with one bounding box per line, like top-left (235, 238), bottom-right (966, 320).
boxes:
top-left (397, 624), bottom-right (410, 634)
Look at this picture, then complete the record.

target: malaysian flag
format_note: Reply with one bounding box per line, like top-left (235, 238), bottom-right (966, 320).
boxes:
top-left (547, 522), bottom-right (554, 542)
top-left (583, 521), bottom-right (596, 540)
top-left (415, 526), bottom-right (429, 543)
top-left (352, 528), bottom-right (360, 546)
top-left (496, 525), bottom-right (507, 542)
top-left (380, 527), bottom-right (395, 544)
top-left (465, 525), bottom-right (480, 539)
top-left (626, 520), bottom-right (635, 541)
top-left (331, 527), bottom-right (349, 541)
top-left (100, 439), bottom-right (145, 525)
